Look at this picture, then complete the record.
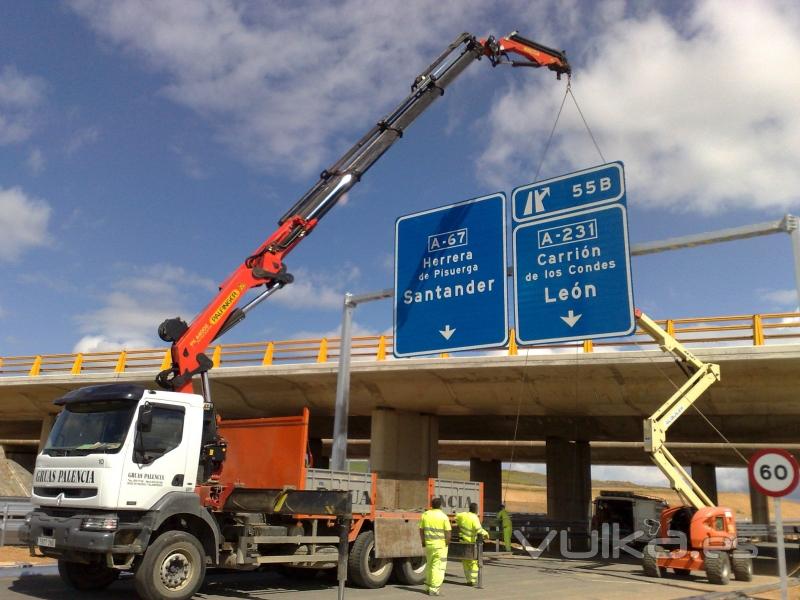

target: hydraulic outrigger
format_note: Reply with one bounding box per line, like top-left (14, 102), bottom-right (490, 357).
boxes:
top-left (636, 309), bottom-right (752, 584)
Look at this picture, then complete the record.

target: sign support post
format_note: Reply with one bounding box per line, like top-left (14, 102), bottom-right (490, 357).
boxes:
top-left (748, 448), bottom-right (800, 600)
top-left (774, 496), bottom-right (787, 600)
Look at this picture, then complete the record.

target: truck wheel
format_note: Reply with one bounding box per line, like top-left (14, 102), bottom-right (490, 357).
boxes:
top-left (347, 531), bottom-right (393, 589)
top-left (731, 552), bottom-right (753, 582)
top-left (705, 551), bottom-right (731, 585)
top-left (642, 544), bottom-right (663, 578)
top-left (392, 556), bottom-right (426, 585)
top-left (58, 560), bottom-right (119, 590)
top-left (134, 531), bottom-right (206, 600)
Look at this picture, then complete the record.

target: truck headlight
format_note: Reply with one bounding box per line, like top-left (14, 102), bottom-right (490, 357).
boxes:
top-left (80, 517), bottom-right (118, 531)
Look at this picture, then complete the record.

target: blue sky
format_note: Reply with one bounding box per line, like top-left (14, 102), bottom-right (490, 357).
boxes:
top-left (1, 0), bottom-right (799, 494)
top-left (1, 0), bottom-right (798, 356)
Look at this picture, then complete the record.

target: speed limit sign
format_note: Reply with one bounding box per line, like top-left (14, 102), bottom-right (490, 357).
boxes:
top-left (748, 449), bottom-right (800, 497)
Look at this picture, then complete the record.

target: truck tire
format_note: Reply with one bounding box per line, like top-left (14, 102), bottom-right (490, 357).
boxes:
top-left (392, 556), bottom-right (426, 585)
top-left (134, 531), bottom-right (206, 600)
top-left (705, 551), bottom-right (731, 585)
top-left (642, 544), bottom-right (663, 578)
top-left (58, 560), bottom-right (119, 590)
top-left (347, 530), bottom-right (393, 588)
top-left (731, 552), bottom-right (753, 582)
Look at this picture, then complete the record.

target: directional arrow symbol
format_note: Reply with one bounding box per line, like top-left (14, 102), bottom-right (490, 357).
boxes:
top-left (560, 310), bottom-right (582, 328)
top-left (439, 325), bottom-right (456, 340)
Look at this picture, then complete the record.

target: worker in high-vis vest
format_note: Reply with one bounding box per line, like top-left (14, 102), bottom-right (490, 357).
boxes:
top-left (497, 504), bottom-right (512, 552)
top-left (455, 502), bottom-right (488, 586)
top-left (419, 497), bottom-right (452, 596)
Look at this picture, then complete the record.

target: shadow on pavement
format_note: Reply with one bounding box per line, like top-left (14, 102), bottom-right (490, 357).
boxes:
top-left (7, 569), bottom-right (337, 600)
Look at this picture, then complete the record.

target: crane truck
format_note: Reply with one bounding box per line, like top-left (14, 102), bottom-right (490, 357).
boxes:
top-left (636, 310), bottom-right (753, 584)
top-left (20, 32), bottom-right (570, 600)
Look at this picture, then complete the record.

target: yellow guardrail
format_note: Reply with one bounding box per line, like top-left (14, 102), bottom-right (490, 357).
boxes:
top-left (1, 312), bottom-right (798, 378)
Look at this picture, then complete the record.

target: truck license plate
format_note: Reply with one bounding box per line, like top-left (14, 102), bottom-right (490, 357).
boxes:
top-left (37, 536), bottom-right (56, 548)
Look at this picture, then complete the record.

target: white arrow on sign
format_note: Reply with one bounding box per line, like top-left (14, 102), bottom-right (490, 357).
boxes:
top-left (560, 310), bottom-right (582, 328)
top-left (439, 325), bottom-right (456, 340)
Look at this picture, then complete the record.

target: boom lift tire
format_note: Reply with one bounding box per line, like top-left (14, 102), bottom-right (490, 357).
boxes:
top-left (392, 555), bottom-right (426, 585)
top-left (704, 551), bottom-right (731, 585)
top-left (134, 531), bottom-right (206, 600)
top-left (642, 544), bottom-right (663, 578)
top-left (731, 552), bottom-right (753, 582)
top-left (57, 559), bottom-right (119, 591)
top-left (348, 530), bottom-right (393, 588)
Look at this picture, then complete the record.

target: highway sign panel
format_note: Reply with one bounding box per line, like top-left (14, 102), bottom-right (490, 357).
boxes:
top-left (512, 162), bottom-right (624, 223)
top-left (513, 202), bottom-right (634, 345)
top-left (749, 449), bottom-right (800, 497)
top-left (394, 193), bottom-right (508, 357)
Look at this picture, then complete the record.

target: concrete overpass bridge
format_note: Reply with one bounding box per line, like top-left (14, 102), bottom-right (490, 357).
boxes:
top-left (2, 311), bottom-right (799, 521)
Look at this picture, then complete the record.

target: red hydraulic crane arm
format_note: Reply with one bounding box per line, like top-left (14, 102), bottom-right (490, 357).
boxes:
top-left (156, 32), bottom-right (570, 395)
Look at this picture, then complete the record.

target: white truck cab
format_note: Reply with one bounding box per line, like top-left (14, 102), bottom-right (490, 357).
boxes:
top-left (32, 384), bottom-right (204, 513)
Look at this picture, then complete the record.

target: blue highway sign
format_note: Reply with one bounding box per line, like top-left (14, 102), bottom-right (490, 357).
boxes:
top-left (513, 202), bottom-right (634, 345)
top-left (512, 162), bottom-right (624, 223)
top-left (394, 193), bottom-right (508, 357)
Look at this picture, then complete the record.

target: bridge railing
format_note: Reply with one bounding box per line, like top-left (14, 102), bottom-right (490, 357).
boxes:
top-left (1, 312), bottom-right (798, 378)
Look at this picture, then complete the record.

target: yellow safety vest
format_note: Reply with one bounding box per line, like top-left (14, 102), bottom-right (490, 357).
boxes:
top-left (455, 511), bottom-right (488, 543)
top-left (420, 509), bottom-right (452, 549)
top-left (497, 508), bottom-right (512, 528)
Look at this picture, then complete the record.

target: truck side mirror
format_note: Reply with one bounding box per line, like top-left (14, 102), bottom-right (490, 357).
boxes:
top-left (137, 403), bottom-right (153, 432)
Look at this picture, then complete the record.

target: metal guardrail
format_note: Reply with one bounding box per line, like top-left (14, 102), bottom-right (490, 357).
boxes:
top-left (0, 497), bottom-right (32, 546)
top-left (737, 522), bottom-right (800, 542)
top-left (0, 312), bottom-right (798, 378)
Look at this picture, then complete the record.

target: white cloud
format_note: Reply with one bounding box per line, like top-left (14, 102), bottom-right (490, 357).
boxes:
top-left (73, 264), bottom-right (216, 352)
top-left (270, 265), bottom-right (360, 311)
top-left (759, 288), bottom-right (798, 307)
top-left (65, 126), bottom-right (100, 155)
top-left (68, 0), bottom-right (494, 176)
top-left (479, 0), bottom-right (800, 213)
top-left (290, 321), bottom-right (381, 341)
top-left (26, 148), bottom-right (45, 174)
top-left (0, 186), bottom-right (51, 261)
top-left (0, 65), bottom-right (46, 145)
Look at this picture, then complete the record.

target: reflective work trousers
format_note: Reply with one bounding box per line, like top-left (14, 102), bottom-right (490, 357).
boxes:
top-left (424, 545), bottom-right (448, 593)
top-left (462, 558), bottom-right (478, 584)
top-left (503, 526), bottom-right (512, 552)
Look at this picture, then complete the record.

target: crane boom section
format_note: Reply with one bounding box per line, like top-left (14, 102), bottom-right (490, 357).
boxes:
top-left (637, 310), bottom-right (721, 510)
top-left (156, 32), bottom-right (570, 394)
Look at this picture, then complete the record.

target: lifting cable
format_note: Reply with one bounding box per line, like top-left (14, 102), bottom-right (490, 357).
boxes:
top-left (639, 342), bottom-right (749, 466)
top-left (502, 78), bottom-right (607, 504)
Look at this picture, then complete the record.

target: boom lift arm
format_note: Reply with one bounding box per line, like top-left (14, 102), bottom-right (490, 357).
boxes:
top-left (156, 32), bottom-right (570, 395)
top-left (636, 309), bottom-right (722, 509)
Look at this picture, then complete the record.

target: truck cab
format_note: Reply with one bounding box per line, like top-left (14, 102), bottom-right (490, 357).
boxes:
top-left (33, 384), bottom-right (204, 515)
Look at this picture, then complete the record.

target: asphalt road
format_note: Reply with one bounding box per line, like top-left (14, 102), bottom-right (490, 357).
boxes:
top-left (0, 555), bottom-right (790, 600)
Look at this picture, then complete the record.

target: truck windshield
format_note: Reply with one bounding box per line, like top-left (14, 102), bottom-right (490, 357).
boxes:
top-left (44, 400), bottom-right (137, 456)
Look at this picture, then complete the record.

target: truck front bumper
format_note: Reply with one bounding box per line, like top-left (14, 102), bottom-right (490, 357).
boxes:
top-left (21, 511), bottom-right (145, 564)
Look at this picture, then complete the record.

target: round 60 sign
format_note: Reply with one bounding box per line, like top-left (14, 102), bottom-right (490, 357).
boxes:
top-left (748, 449), bottom-right (800, 497)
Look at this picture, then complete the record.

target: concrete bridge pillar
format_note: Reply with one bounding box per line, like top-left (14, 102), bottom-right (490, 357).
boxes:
top-left (749, 478), bottom-right (769, 524)
top-left (308, 438), bottom-right (329, 469)
top-left (369, 408), bottom-right (437, 480)
top-left (546, 437), bottom-right (591, 523)
top-left (690, 462), bottom-right (718, 505)
top-left (470, 458), bottom-right (502, 512)
top-left (38, 415), bottom-right (55, 453)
